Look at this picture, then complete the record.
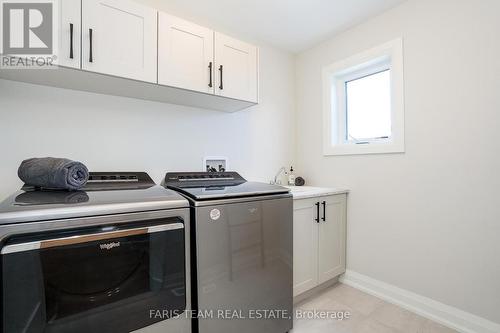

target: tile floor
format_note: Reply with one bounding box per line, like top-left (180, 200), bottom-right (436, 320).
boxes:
top-left (292, 283), bottom-right (457, 333)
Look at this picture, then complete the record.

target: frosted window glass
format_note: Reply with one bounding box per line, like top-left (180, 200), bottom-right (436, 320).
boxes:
top-left (346, 70), bottom-right (391, 141)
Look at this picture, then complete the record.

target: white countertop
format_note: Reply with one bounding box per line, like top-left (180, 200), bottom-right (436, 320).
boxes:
top-left (283, 186), bottom-right (349, 200)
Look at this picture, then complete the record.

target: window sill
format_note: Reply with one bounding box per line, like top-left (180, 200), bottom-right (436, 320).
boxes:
top-left (323, 142), bottom-right (405, 156)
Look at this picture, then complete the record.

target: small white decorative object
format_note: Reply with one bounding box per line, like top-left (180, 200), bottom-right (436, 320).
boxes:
top-left (203, 156), bottom-right (228, 172)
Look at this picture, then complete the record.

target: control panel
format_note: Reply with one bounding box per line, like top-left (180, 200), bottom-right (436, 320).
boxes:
top-left (164, 172), bottom-right (246, 188)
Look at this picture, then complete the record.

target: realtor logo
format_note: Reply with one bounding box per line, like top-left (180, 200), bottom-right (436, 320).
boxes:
top-left (2, 2), bottom-right (52, 54)
top-left (1, 0), bottom-right (58, 68)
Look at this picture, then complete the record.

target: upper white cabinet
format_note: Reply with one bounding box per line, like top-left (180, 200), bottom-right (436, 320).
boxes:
top-left (82, 0), bottom-right (157, 83)
top-left (58, 0), bottom-right (81, 69)
top-left (1, 1), bottom-right (259, 111)
top-left (158, 13), bottom-right (214, 93)
top-left (158, 15), bottom-right (259, 102)
top-left (215, 33), bottom-right (259, 103)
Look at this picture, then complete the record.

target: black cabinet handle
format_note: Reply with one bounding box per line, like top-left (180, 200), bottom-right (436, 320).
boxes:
top-left (219, 65), bottom-right (223, 90)
top-left (208, 62), bottom-right (213, 88)
top-left (322, 201), bottom-right (326, 222)
top-left (315, 202), bottom-right (320, 223)
top-left (89, 28), bottom-right (93, 63)
top-left (69, 23), bottom-right (74, 59)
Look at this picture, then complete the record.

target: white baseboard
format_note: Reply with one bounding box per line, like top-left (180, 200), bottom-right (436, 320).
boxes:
top-left (339, 270), bottom-right (500, 333)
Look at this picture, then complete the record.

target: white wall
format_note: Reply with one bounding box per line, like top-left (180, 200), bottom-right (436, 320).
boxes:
top-left (296, 0), bottom-right (500, 324)
top-left (0, 45), bottom-right (295, 200)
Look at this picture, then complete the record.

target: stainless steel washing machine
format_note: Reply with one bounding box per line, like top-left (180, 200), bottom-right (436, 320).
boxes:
top-left (0, 172), bottom-right (191, 333)
top-left (164, 172), bottom-right (293, 333)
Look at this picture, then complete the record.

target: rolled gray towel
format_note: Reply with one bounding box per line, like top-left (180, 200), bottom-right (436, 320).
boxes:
top-left (18, 158), bottom-right (89, 190)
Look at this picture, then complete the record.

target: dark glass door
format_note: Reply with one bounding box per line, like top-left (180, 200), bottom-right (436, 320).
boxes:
top-left (1, 218), bottom-right (186, 333)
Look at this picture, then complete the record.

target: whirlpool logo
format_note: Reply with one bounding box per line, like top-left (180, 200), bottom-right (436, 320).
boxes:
top-left (100, 242), bottom-right (121, 250)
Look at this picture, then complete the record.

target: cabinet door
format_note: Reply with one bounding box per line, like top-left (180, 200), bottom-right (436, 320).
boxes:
top-left (293, 198), bottom-right (319, 297)
top-left (318, 195), bottom-right (347, 284)
top-left (214, 32), bottom-right (258, 102)
top-left (58, 0), bottom-right (81, 69)
top-left (82, 0), bottom-right (157, 82)
top-left (158, 13), bottom-right (214, 93)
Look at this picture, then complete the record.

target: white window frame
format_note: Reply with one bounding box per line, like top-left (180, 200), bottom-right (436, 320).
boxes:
top-left (322, 38), bottom-right (405, 156)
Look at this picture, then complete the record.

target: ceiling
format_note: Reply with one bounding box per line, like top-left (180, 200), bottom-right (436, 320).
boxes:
top-left (145, 0), bottom-right (407, 53)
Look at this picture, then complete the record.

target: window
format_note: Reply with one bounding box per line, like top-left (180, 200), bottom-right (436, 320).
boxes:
top-left (323, 38), bottom-right (405, 155)
top-left (346, 69), bottom-right (391, 141)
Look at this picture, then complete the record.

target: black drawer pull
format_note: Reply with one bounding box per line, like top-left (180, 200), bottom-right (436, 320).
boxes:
top-left (89, 28), bottom-right (93, 63)
top-left (69, 23), bottom-right (74, 59)
top-left (219, 65), bottom-right (223, 90)
top-left (208, 62), bottom-right (213, 88)
top-left (322, 201), bottom-right (326, 222)
top-left (315, 202), bottom-right (320, 223)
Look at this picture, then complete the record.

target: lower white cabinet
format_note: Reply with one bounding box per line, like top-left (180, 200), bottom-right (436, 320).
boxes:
top-left (293, 194), bottom-right (347, 297)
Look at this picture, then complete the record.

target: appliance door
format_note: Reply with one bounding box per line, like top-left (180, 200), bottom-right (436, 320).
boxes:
top-left (1, 218), bottom-right (186, 333)
top-left (194, 196), bottom-right (293, 333)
